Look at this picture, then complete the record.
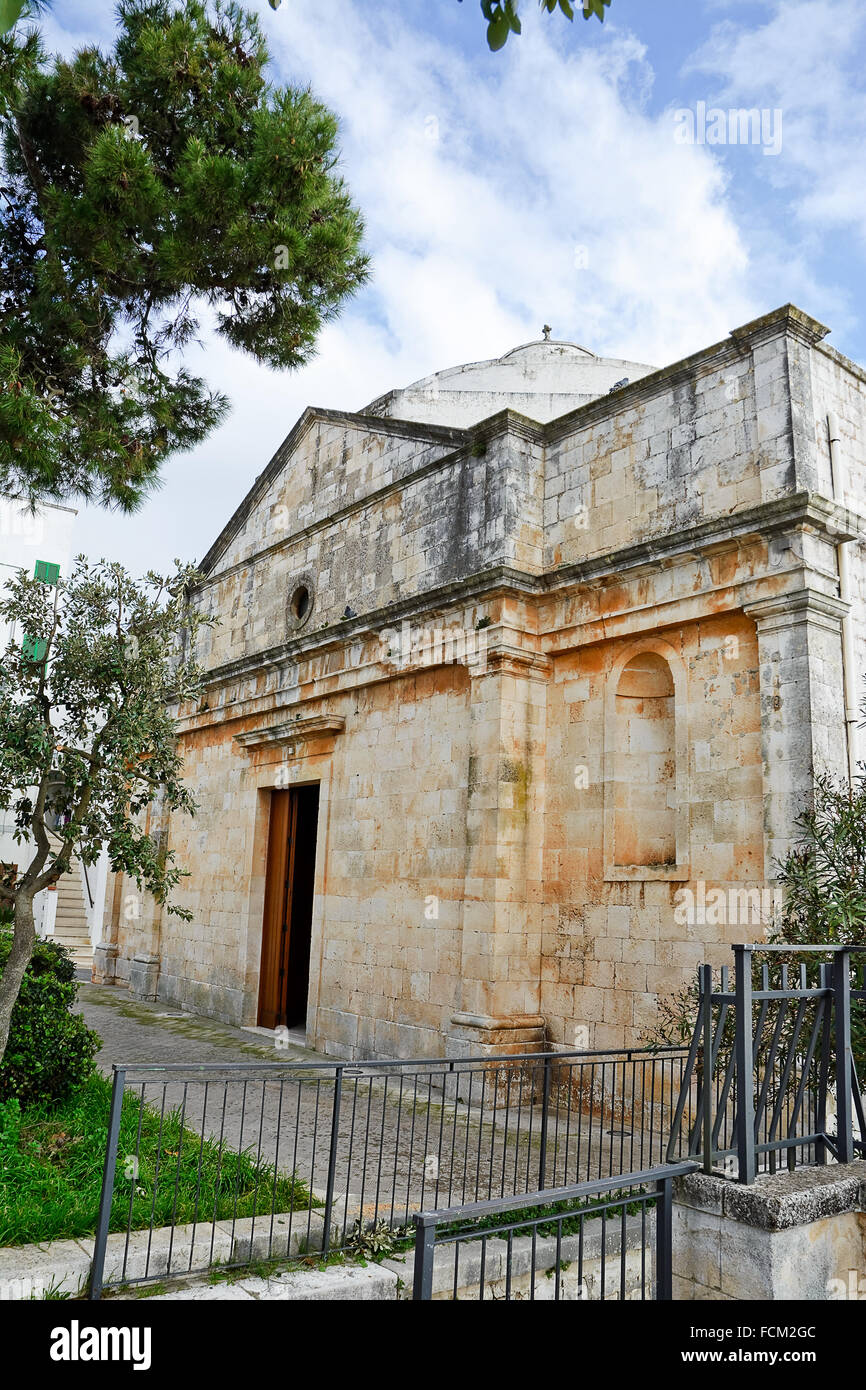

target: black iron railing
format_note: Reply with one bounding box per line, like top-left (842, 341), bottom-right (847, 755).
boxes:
top-left (89, 1043), bottom-right (691, 1298)
top-left (667, 945), bottom-right (866, 1182)
top-left (411, 1162), bottom-right (698, 1301)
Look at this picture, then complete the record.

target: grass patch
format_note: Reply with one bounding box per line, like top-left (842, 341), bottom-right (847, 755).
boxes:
top-left (0, 1073), bottom-right (316, 1248)
top-left (458, 1189), bottom-right (653, 1241)
top-left (352, 1190), bottom-right (654, 1259)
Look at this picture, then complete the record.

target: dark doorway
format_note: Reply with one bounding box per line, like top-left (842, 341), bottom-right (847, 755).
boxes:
top-left (257, 783), bottom-right (320, 1030)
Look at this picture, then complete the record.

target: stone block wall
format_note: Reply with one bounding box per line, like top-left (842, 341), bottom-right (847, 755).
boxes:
top-left (541, 613), bottom-right (764, 1050)
top-left (673, 1164), bottom-right (866, 1301)
top-left (100, 305), bottom-right (866, 1063)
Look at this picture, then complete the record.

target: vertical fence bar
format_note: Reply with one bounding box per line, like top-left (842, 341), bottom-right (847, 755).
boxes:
top-left (89, 1065), bottom-right (126, 1301)
top-left (700, 964), bottom-right (713, 1174)
top-left (816, 963), bottom-right (831, 1166)
top-left (538, 1054), bottom-right (552, 1189)
top-left (413, 1215), bottom-right (436, 1301)
top-left (321, 1066), bottom-right (343, 1256)
top-left (734, 945), bottom-right (756, 1184)
top-left (655, 1175), bottom-right (673, 1301)
top-left (834, 950), bottom-right (854, 1164)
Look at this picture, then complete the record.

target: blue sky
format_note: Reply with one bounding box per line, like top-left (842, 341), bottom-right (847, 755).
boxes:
top-left (33, 0), bottom-right (866, 573)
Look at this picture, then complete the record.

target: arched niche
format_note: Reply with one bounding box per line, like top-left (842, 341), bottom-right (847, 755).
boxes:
top-left (603, 638), bottom-right (689, 882)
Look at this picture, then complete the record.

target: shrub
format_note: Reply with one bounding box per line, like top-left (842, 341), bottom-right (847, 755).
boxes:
top-left (644, 769), bottom-right (866, 1079)
top-left (0, 930), bottom-right (100, 1108)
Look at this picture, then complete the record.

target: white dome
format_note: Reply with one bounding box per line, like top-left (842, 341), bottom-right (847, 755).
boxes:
top-left (364, 338), bottom-right (657, 428)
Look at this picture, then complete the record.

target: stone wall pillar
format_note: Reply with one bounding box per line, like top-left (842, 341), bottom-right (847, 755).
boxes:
top-left (673, 1164), bottom-right (866, 1300)
top-left (745, 588), bottom-right (848, 877)
top-left (449, 641), bottom-right (549, 1057)
top-left (91, 869), bottom-right (123, 984)
top-left (125, 791), bottom-right (171, 1003)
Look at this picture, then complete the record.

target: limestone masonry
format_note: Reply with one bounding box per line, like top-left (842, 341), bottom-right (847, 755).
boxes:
top-left (95, 306), bottom-right (866, 1061)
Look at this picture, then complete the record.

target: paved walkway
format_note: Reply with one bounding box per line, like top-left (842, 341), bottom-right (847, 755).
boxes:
top-left (75, 983), bottom-right (672, 1257)
top-left (77, 982), bottom-right (319, 1072)
top-left (74, 983), bottom-right (557, 1236)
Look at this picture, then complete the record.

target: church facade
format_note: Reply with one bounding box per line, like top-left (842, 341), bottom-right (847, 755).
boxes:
top-left (95, 304), bottom-right (866, 1061)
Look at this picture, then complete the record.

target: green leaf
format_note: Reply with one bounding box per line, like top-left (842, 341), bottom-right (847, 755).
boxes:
top-left (487, 9), bottom-right (511, 48)
top-left (267, 0), bottom-right (282, 8)
top-left (559, 0), bottom-right (575, 18)
top-left (0, 0), bottom-right (25, 34)
top-left (583, 0), bottom-right (611, 19)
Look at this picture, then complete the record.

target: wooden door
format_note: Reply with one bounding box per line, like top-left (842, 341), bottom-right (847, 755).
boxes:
top-left (257, 790), bottom-right (295, 1029)
top-left (257, 785), bottom-right (320, 1030)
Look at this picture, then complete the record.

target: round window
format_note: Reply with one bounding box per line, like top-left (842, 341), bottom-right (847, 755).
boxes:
top-left (286, 575), bottom-right (315, 634)
top-left (291, 585), bottom-right (311, 621)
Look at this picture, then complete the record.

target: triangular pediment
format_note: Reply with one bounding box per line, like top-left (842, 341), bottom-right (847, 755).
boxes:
top-left (199, 407), bottom-right (467, 577)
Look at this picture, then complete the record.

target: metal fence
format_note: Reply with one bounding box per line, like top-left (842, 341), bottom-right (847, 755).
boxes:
top-left (89, 1043), bottom-right (691, 1298)
top-left (411, 1162), bottom-right (698, 1301)
top-left (667, 945), bottom-right (866, 1182)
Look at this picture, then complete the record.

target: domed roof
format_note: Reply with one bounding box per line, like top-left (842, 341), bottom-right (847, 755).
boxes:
top-left (364, 337), bottom-right (657, 428)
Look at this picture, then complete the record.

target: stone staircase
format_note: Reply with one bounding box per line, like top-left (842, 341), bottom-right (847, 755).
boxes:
top-left (52, 861), bottom-right (93, 969)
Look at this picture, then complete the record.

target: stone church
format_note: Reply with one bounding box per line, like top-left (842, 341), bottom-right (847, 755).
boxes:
top-left (95, 304), bottom-right (866, 1061)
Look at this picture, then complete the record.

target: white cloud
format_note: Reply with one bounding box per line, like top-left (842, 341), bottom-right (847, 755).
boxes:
top-left (686, 0), bottom-right (866, 240)
top-left (47, 0), bottom-right (760, 573)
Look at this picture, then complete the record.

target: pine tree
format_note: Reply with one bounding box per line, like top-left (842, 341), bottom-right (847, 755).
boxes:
top-left (0, 0), bottom-right (368, 509)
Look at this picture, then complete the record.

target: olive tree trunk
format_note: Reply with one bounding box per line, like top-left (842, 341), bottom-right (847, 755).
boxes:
top-left (0, 893), bottom-right (37, 1067)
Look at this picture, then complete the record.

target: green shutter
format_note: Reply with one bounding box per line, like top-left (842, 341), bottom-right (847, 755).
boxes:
top-left (34, 560), bottom-right (60, 586)
top-left (22, 635), bottom-right (48, 662)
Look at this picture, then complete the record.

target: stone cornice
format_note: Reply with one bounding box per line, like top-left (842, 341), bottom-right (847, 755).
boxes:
top-left (542, 493), bottom-right (864, 595)
top-left (233, 714), bottom-right (346, 750)
top-left (198, 565), bottom-right (540, 690)
top-left (744, 588), bottom-right (850, 633)
top-left (481, 645), bottom-right (552, 682)
top-left (729, 304), bottom-right (830, 352)
top-left (194, 492), bottom-right (863, 695)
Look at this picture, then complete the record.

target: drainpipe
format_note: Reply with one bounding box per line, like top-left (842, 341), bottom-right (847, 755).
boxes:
top-left (827, 412), bottom-right (859, 786)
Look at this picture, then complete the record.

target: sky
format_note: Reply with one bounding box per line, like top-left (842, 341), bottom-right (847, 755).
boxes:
top-left (30, 0), bottom-right (866, 574)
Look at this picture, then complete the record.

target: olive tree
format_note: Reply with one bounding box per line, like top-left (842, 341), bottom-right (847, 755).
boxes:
top-left (0, 556), bottom-right (210, 1064)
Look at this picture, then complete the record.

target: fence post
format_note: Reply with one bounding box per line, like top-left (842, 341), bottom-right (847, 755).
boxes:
top-left (834, 949), bottom-right (854, 1164)
top-left (538, 1054), bottom-right (552, 1189)
top-left (815, 962), bottom-right (832, 1166)
top-left (89, 1065), bottom-right (126, 1300)
top-left (700, 964), bottom-right (713, 1174)
top-left (655, 1175), bottom-right (673, 1300)
top-left (413, 1214), bottom-right (436, 1301)
top-left (734, 945), bottom-right (756, 1184)
top-left (322, 1065), bottom-right (343, 1257)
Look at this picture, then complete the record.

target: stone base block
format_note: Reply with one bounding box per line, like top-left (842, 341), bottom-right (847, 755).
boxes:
top-left (91, 943), bottom-right (118, 985)
top-left (448, 1012), bottom-right (546, 1057)
top-left (673, 1162), bottom-right (866, 1301)
top-left (128, 952), bottom-right (161, 1002)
